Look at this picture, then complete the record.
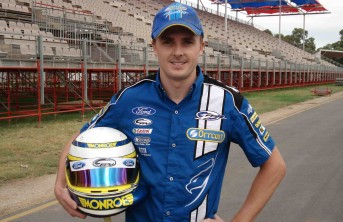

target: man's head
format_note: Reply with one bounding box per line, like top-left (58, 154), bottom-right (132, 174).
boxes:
top-left (151, 3), bottom-right (205, 84)
top-left (151, 2), bottom-right (204, 40)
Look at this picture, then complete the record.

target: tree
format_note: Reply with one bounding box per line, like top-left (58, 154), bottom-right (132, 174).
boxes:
top-left (317, 29), bottom-right (343, 65)
top-left (276, 28), bottom-right (315, 52)
top-left (305, 37), bottom-right (316, 53)
top-left (263, 29), bottom-right (273, 35)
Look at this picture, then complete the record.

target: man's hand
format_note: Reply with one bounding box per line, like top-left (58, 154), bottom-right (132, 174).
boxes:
top-left (54, 185), bottom-right (86, 218)
top-left (54, 133), bottom-right (86, 218)
top-left (203, 215), bottom-right (224, 222)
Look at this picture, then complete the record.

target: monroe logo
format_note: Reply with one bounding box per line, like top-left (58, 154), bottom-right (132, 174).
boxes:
top-left (132, 107), bottom-right (156, 116)
top-left (134, 118), bottom-right (152, 126)
top-left (186, 128), bottom-right (225, 143)
top-left (132, 128), bottom-right (153, 134)
top-left (93, 158), bottom-right (116, 167)
top-left (86, 142), bottom-right (117, 148)
top-left (195, 111), bottom-right (226, 121)
top-left (78, 193), bottom-right (133, 210)
top-left (72, 161), bottom-right (85, 170)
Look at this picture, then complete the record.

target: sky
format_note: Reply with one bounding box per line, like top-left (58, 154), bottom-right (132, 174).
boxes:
top-left (187, 0), bottom-right (343, 48)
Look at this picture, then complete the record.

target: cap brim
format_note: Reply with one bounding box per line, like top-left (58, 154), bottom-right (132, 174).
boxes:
top-left (152, 21), bottom-right (203, 39)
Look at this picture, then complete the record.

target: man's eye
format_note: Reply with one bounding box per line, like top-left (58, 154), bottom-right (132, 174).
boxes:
top-left (184, 40), bottom-right (194, 45)
top-left (162, 40), bottom-right (173, 45)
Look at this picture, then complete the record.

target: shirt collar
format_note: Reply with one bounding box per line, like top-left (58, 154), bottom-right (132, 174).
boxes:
top-left (155, 65), bottom-right (204, 100)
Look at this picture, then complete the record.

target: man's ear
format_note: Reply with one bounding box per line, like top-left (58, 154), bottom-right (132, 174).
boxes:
top-left (200, 40), bottom-right (205, 55)
top-left (152, 39), bottom-right (158, 56)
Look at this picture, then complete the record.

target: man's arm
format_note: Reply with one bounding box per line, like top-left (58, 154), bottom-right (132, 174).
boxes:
top-left (231, 146), bottom-right (286, 222)
top-left (54, 133), bottom-right (86, 218)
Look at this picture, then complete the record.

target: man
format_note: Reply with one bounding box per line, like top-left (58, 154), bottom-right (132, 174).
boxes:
top-left (55, 2), bottom-right (286, 221)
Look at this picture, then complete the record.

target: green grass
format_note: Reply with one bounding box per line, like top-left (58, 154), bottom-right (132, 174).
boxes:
top-left (242, 84), bottom-right (343, 114)
top-left (0, 84), bottom-right (342, 186)
top-left (0, 112), bottom-right (94, 186)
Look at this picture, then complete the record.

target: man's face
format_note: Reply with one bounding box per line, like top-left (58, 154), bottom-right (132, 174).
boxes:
top-left (152, 26), bottom-right (204, 82)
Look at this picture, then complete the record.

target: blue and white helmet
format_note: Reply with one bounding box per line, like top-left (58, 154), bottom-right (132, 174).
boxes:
top-left (65, 127), bottom-right (145, 217)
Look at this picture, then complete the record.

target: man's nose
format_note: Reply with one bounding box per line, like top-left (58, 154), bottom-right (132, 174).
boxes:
top-left (173, 43), bottom-right (184, 56)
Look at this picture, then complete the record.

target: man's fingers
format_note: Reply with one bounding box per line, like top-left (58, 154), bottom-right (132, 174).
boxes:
top-left (56, 187), bottom-right (87, 218)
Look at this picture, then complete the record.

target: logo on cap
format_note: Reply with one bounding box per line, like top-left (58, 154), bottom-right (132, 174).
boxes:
top-left (164, 4), bottom-right (188, 21)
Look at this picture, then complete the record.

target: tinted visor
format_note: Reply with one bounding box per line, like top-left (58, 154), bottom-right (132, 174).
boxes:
top-left (66, 158), bottom-right (139, 188)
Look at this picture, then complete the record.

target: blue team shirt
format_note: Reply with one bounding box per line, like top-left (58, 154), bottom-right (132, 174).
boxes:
top-left (81, 66), bottom-right (275, 222)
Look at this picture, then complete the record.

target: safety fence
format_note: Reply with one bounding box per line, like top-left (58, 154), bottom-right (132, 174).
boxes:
top-left (0, 37), bottom-right (342, 124)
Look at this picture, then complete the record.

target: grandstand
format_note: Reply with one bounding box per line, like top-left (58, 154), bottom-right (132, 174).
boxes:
top-left (0, 0), bottom-right (342, 122)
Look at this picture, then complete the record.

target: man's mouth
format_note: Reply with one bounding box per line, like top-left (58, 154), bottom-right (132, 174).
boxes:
top-left (170, 61), bottom-right (187, 66)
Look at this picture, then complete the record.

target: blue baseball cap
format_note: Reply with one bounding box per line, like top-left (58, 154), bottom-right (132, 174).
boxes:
top-left (151, 2), bottom-right (204, 39)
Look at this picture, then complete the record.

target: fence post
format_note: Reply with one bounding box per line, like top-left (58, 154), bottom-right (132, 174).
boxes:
top-left (7, 72), bottom-right (11, 125)
top-left (82, 39), bottom-right (88, 101)
top-left (272, 60), bottom-right (276, 86)
top-left (258, 59), bottom-right (261, 88)
top-left (240, 57), bottom-right (244, 90)
top-left (290, 63), bottom-right (293, 84)
top-left (250, 57), bottom-right (253, 88)
top-left (203, 51), bottom-right (207, 74)
top-left (116, 44), bottom-right (122, 91)
top-left (230, 55), bottom-right (233, 86)
top-left (37, 35), bottom-right (44, 105)
top-left (144, 46), bottom-right (149, 77)
top-left (266, 60), bottom-right (269, 87)
top-left (37, 35), bottom-right (44, 126)
top-left (217, 54), bottom-right (221, 82)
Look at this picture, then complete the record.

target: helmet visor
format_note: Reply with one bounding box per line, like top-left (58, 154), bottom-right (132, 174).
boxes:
top-left (66, 158), bottom-right (138, 188)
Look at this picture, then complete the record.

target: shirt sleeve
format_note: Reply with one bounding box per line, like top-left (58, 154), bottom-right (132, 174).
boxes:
top-left (231, 98), bottom-right (275, 167)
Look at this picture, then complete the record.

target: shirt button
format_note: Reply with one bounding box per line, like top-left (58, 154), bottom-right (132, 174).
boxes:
top-left (175, 110), bottom-right (178, 114)
top-left (166, 211), bottom-right (171, 216)
top-left (169, 177), bottom-right (174, 181)
top-left (172, 143), bottom-right (176, 148)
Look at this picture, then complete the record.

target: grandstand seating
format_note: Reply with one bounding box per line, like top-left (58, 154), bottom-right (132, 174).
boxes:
top-left (0, 0), bottom-right (338, 67)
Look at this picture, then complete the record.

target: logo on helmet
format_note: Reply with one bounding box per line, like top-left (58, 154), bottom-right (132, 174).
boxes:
top-left (123, 159), bottom-right (135, 167)
top-left (77, 193), bottom-right (134, 210)
top-left (72, 161), bottom-right (86, 170)
top-left (93, 158), bottom-right (116, 167)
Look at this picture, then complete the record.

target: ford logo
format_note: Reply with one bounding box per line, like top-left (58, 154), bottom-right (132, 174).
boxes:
top-left (123, 159), bottom-right (135, 167)
top-left (134, 118), bottom-right (153, 126)
top-left (93, 158), bottom-right (116, 167)
top-left (72, 161), bottom-right (86, 170)
top-left (132, 107), bottom-right (156, 116)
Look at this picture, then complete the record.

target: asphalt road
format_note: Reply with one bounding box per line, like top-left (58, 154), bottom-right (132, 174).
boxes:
top-left (2, 96), bottom-right (343, 222)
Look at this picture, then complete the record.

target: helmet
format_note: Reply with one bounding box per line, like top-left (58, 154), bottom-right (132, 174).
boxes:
top-left (65, 127), bottom-right (142, 217)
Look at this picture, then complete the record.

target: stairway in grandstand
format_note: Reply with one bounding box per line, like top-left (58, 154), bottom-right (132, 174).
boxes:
top-left (0, 0), bottom-right (336, 67)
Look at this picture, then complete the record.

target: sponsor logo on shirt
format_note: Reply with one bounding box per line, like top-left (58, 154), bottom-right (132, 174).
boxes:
top-left (132, 107), bottom-right (156, 116)
top-left (195, 111), bottom-right (226, 121)
top-left (133, 118), bottom-right (153, 126)
top-left (132, 128), bottom-right (153, 134)
top-left (134, 136), bottom-right (151, 145)
top-left (186, 128), bottom-right (225, 143)
top-left (247, 111), bottom-right (270, 142)
top-left (138, 147), bottom-right (151, 157)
